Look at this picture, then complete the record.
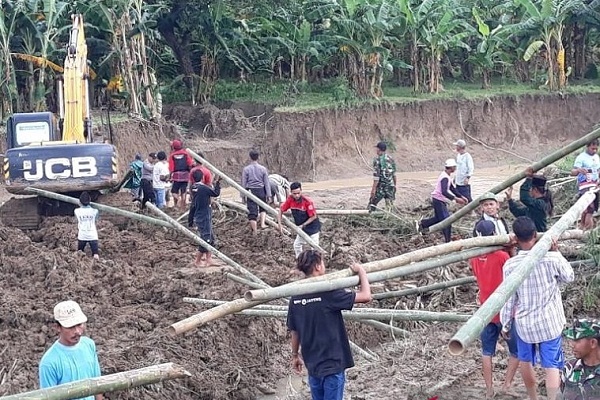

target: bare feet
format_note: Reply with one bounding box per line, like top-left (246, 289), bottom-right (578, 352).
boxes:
top-left (93, 254), bottom-right (99, 260)
top-left (485, 388), bottom-right (495, 399)
top-left (498, 387), bottom-right (518, 398)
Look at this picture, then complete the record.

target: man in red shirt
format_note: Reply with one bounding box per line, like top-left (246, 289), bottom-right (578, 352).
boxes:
top-left (470, 220), bottom-right (520, 399)
top-left (277, 182), bottom-right (321, 258)
top-left (188, 151), bottom-right (212, 188)
top-left (168, 139), bottom-right (194, 210)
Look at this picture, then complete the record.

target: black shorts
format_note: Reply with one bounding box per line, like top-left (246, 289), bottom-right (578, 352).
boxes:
top-left (78, 240), bottom-right (99, 255)
top-left (580, 191), bottom-right (600, 214)
top-left (246, 187), bottom-right (267, 221)
top-left (171, 181), bottom-right (188, 194)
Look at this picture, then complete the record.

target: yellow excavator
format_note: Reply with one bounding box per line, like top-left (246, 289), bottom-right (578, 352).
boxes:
top-left (1, 14), bottom-right (119, 229)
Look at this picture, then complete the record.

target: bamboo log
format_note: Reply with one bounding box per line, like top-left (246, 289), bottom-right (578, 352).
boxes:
top-left (218, 199), bottom-right (290, 234)
top-left (0, 363), bottom-right (191, 400)
top-left (176, 211), bottom-right (189, 222)
top-left (181, 299), bottom-right (467, 322)
top-left (170, 246), bottom-right (498, 335)
top-left (183, 297), bottom-right (409, 336)
top-left (372, 276), bottom-right (476, 300)
top-left (145, 203), bottom-right (267, 286)
top-left (427, 127), bottom-right (600, 233)
top-left (186, 149), bottom-right (324, 253)
top-left (245, 247), bottom-right (497, 302)
top-left (448, 190), bottom-right (597, 356)
top-left (225, 272), bottom-right (265, 289)
top-left (26, 188), bottom-right (172, 228)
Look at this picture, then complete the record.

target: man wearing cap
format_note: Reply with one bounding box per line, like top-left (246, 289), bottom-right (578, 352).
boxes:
top-left (419, 159), bottom-right (468, 242)
top-left (571, 139), bottom-right (600, 230)
top-left (470, 220), bottom-right (520, 399)
top-left (168, 139), bottom-right (194, 210)
top-left (560, 318), bottom-right (600, 399)
top-left (500, 216), bottom-right (574, 400)
top-left (368, 141), bottom-right (397, 212)
top-left (506, 167), bottom-right (553, 232)
top-left (39, 301), bottom-right (102, 400)
top-left (474, 192), bottom-right (510, 236)
top-left (454, 139), bottom-right (474, 202)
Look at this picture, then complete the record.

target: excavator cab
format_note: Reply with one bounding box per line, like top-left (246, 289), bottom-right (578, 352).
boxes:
top-left (6, 112), bottom-right (60, 148)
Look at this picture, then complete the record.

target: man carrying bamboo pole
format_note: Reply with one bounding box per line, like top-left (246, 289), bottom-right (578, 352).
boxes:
top-left (473, 192), bottom-right (510, 236)
top-left (287, 250), bottom-right (371, 400)
top-left (188, 170), bottom-right (221, 267)
top-left (500, 216), bottom-right (574, 400)
top-left (278, 182), bottom-right (321, 258)
top-left (470, 220), bottom-right (519, 399)
top-left (39, 300), bottom-right (103, 400)
top-left (241, 149), bottom-right (271, 234)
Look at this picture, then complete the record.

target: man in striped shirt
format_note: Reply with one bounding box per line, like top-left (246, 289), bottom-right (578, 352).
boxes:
top-left (500, 216), bottom-right (575, 400)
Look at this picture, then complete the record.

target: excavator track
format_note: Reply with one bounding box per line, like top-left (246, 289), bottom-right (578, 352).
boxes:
top-left (0, 197), bottom-right (42, 230)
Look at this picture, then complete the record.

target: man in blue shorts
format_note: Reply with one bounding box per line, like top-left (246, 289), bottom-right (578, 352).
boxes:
top-left (501, 216), bottom-right (574, 400)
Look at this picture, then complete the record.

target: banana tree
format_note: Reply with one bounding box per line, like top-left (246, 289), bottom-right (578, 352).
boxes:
top-left (469, 7), bottom-right (511, 89)
top-left (0, 0), bottom-right (24, 117)
top-left (517, 0), bottom-right (585, 90)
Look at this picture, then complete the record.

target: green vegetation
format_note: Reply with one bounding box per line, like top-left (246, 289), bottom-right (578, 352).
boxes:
top-left (2, 0), bottom-right (600, 117)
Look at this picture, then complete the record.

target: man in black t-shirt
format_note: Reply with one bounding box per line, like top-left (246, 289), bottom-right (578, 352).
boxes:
top-left (287, 250), bottom-right (371, 400)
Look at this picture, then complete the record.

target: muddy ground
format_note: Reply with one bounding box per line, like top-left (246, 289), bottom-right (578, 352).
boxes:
top-left (0, 94), bottom-right (599, 400)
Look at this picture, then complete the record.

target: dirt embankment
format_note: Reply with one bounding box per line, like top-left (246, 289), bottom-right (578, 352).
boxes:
top-left (161, 94), bottom-right (600, 182)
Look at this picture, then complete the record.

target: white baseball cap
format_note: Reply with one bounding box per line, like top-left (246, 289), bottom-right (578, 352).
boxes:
top-left (54, 300), bottom-right (87, 328)
top-left (444, 158), bottom-right (458, 168)
top-left (453, 139), bottom-right (467, 147)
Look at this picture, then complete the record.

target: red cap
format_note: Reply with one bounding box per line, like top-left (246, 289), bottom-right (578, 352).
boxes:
top-left (171, 139), bottom-right (183, 150)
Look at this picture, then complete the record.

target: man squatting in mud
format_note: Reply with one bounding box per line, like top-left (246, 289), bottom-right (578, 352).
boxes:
top-left (287, 250), bottom-right (371, 400)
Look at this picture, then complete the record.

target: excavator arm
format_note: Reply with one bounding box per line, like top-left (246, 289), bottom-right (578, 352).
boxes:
top-left (59, 14), bottom-right (92, 142)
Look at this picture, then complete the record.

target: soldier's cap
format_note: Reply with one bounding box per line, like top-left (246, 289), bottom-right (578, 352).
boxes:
top-left (375, 141), bottom-right (387, 151)
top-left (478, 192), bottom-right (498, 204)
top-left (564, 318), bottom-right (600, 340)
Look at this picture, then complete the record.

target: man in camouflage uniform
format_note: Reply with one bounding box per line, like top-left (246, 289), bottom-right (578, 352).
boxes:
top-left (369, 141), bottom-right (397, 212)
top-left (560, 319), bottom-right (600, 400)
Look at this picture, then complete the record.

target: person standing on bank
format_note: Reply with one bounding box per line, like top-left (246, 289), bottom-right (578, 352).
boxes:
top-left (500, 216), bottom-right (574, 400)
top-left (571, 139), bottom-right (600, 230)
top-left (454, 139), bottom-right (474, 202)
top-left (287, 250), bottom-right (371, 400)
top-left (241, 150), bottom-right (271, 234)
top-left (75, 192), bottom-right (100, 260)
top-left (152, 151), bottom-right (170, 209)
top-left (278, 182), bottom-right (321, 258)
top-left (368, 141), bottom-right (397, 211)
top-left (419, 159), bottom-right (468, 243)
top-left (168, 139), bottom-right (194, 211)
top-left (39, 300), bottom-right (103, 400)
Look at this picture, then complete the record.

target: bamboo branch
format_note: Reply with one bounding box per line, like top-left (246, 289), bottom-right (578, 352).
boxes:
top-left (186, 149), bottom-right (324, 252)
top-left (145, 203), bottom-right (267, 286)
top-left (427, 126), bottom-right (600, 233)
top-left (225, 272), bottom-right (264, 289)
top-left (0, 363), bottom-right (191, 400)
top-left (218, 199), bottom-right (289, 234)
top-left (372, 276), bottom-right (476, 300)
top-left (26, 188), bottom-right (172, 228)
top-left (448, 190), bottom-right (597, 356)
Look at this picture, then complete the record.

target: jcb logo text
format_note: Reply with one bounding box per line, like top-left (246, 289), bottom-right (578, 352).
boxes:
top-left (23, 157), bottom-right (98, 181)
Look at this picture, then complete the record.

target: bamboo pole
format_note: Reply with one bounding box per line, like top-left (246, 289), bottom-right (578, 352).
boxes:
top-left (218, 199), bottom-right (290, 234)
top-left (0, 363), bottom-right (191, 400)
top-left (245, 246), bottom-right (497, 302)
top-left (183, 297), bottom-right (410, 337)
top-left (186, 149), bottom-right (324, 253)
top-left (372, 276), bottom-right (476, 300)
top-left (427, 127), bottom-right (600, 233)
top-left (145, 203), bottom-right (267, 286)
top-left (448, 190), bottom-right (597, 356)
top-left (225, 272), bottom-right (264, 289)
top-left (26, 188), bottom-right (173, 228)
top-left (180, 299), bottom-right (467, 322)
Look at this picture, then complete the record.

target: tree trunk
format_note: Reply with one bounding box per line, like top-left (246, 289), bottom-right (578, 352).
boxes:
top-left (448, 190), bottom-right (597, 355)
top-left (573, 23), bottom-right (587, 79)
top-left (545, 39), bottom-right (556, 90)
top-left (481, 69), bottom-right (491, 89)
top-left (157, 13), bottom-right (194, 89)
top-left (410, 37), bottom-right (419, 92)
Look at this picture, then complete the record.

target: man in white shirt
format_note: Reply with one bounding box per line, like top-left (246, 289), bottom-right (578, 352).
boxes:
top-left (454, 139), bottom-right (475, 202)
top-left (74, 192), bottom-right (99, 260)
top-left (269, 174), bottom-right (290, 207)
top-left (152, 151), bottom-right (170, 209)
top-left (571, 139), bottom-right (600, 230)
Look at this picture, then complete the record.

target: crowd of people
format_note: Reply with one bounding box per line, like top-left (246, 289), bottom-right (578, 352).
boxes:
top-left (57, 138), bottom-right (600, 400)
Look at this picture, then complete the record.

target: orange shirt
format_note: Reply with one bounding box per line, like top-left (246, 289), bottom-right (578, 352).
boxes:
top-left (469, 250), bottom-right (510, 324)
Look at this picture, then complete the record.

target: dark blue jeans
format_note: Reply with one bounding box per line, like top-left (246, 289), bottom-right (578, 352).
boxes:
top-left (308, 372), bottom-right (345, 400)
top-left (455, 184), bottom-right (472, 202)
top-left (421, 198), bottom-right (452, 242)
